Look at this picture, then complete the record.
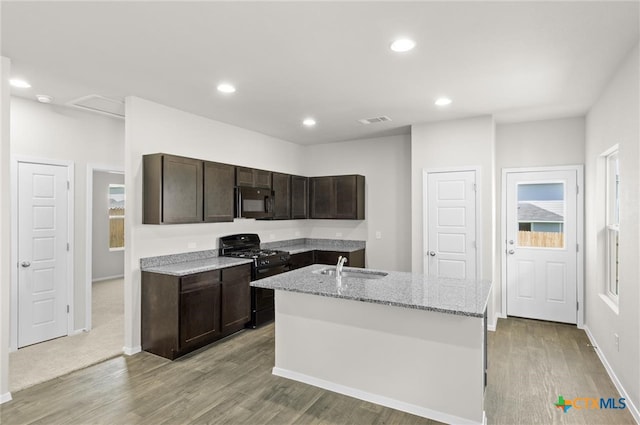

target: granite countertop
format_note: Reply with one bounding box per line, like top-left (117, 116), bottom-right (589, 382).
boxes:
top-left (262, 238), bottom-right (366, 255)
top-left (251, 264), bottom-right (492, 317)
top-left (141, 256), bottom-right (253, 276)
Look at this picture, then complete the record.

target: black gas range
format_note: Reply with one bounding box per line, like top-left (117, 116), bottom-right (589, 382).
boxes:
top-left (219, 234), bottom-right (290, 327)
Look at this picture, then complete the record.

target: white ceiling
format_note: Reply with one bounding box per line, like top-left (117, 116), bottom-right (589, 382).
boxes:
top-left (2, 1), bottom-right (639, 145)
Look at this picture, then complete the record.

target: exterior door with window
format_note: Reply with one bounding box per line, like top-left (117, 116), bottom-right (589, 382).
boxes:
top-left (505, 170), bottom-right (578, 324)
top-left (426, 170), bottom-right (477, 279)
top-left (18, 162), bottom-right (69, 347)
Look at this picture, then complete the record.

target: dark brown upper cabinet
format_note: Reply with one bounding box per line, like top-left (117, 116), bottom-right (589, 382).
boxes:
top-left (236, 166), bottom-right (272, 189)
top-left (291, 175), bottom-right (309, 219)
top-left (204, 161), bottom-right (235, 222)
top-left (271, 172), bottom-right (292, 220)
top-left (309, 175), bottom-right (365, 220)
top-left (143, 153), bottom-right (203, 224)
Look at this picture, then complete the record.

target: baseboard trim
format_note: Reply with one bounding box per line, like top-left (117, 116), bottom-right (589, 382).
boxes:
top-left (123, 345), bottom-right (141, 356)
top-left (487, 314), bottom-right (499, 332)
top-left (272, 367), bottom-right (484, 425)
top-left (583, 325), bottom-right (640, 424)
top-left (0, 392), bottom-right (12, 404)
top-left (70, 328), bottom-right (86, 336)
top-left (92, 275), bottom-right (124, 283)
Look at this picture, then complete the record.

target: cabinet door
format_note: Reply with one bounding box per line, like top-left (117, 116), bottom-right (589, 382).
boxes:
top-left (221, 265), bottom-right (251, 334)
top-left (313, 250), bottom-right (345, 266)
top-left (309, 177), bottom-right (333, 219)
top-left (272, 172), bottom-right (291, 219)
top-left (179, 284), bottom-right (221, 349)
top-left (254, 169), bottom-right (272, 189)
top-left (236, 167), bottom-right (272, 189)
top-left (313, 249), bottom-right (365, 268)
top-left (289, 251), bottom-right (314, 270)
top-left (163, 155), bottom-right (203, 223)
top-left (334, 175), bottom-right (358, 219)
top-left (291, 175), bottom-right (308, 219)
top-left (204, 161), bottom-right (235, 222)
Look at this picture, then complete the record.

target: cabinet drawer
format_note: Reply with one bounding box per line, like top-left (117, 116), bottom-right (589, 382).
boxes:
top-left (181, 270), bottom-right (221, 292)
top-left (221, 264), bottom-right (251, 282)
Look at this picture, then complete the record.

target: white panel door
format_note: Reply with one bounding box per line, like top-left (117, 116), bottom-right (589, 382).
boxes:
top-left (505, 170), bottom-right (577, 324)
top-left (426, 171), bottom-right (477, 279)
top-left (18, 162), bottom-right (69, 347)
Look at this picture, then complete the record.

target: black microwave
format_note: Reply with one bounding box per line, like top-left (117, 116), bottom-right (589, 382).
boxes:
top-left (236, 186), bottom-right (274, 219)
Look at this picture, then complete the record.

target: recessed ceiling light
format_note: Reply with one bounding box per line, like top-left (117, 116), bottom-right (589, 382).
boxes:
top-left (390, 38), bottom-right (416, 53)
top-left (36, 94), bottom-right (53, 104)
top-left (217, 83), bottom-right (236, 94)
top-left (435, 97), bottom-right (452, 106)
top-left (303, 118), bottom-right (316, 127)
top-left (10, 78), bottom-right (31, 89)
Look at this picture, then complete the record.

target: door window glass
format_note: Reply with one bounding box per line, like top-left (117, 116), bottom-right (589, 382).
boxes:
top-left (517, 183), bottom-right (565, 248)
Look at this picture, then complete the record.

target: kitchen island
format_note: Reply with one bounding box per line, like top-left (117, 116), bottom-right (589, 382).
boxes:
top-left (252, 264), bottom-right (492, 425)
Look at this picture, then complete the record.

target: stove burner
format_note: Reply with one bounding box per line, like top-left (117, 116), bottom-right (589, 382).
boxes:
top-left (225, 249), bottom-right (285, 259)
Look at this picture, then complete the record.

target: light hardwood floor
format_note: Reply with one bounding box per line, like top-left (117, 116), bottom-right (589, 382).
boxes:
top-left (1, 318), bottom-right (636, 424)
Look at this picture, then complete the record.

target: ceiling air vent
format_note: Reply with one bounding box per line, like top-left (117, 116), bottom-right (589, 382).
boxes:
top-left (357, 115), bottom-right (392, 125)
top-left (67, 95), bottom-right (125, 119)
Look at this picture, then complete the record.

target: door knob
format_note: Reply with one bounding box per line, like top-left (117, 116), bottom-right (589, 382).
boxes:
top-left (429, 251), bottom-right (436, 256)
top-left (508, 250), bottom-right (515, 255)
top-left (21, 261), bottom-right (31, 268)
top-left (508, 240), bottom-right (514, 245)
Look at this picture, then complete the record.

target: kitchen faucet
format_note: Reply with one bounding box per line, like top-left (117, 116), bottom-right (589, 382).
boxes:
top-left (336, 256), bottom-right (348, 275)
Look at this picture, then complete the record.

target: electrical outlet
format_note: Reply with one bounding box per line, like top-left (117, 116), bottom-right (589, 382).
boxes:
top-left (614, 333), bottom-right (619, 352)
top-left (375, 231), bottom-right (382, 240)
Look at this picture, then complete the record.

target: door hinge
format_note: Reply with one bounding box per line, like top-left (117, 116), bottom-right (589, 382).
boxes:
top-left (576, 185), bottom-right (579, 194)
top-left (473, 184), bottom-right (477, 192)
top-left (576, 243), bottom-right (579, 252)
top-left (67, 181), bottom-right (70, 190)
top-left (67, 242), bottom-right (70, 251)
top-left (577, 301), bottom-right (579, 311)
top-left (67, 305), bottom-right (70, 313)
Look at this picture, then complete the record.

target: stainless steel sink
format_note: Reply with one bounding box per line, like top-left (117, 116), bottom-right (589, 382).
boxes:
top-left (313, 268), bottom-right (388, 280)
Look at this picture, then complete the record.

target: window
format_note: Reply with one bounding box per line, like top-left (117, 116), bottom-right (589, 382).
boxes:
top-left (516, 182), bottom-right (565, 248)
top-left (109, 184), bottom-right (125, 250)
top-left (605, 149), bottom-right (620, 300)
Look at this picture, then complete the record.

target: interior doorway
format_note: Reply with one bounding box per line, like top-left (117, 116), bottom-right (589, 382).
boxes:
top-left (86, 165), bottom-right (124, 332)
top-left (502, 166), bottom-right (584, 326)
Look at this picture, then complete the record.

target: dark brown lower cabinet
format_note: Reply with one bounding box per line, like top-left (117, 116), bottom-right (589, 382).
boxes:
top-left (289, 251), bottom-right (314, 270)
top-left (221, 265), bottom-right (251, 334)
top-left (180, 283), bottom-right (221, 350)
top-left (313, 249), bottom-right (365, 268)
top-left (142, 263), bottom-right (251, 360)
top-left (289, 249), bottom-right (366, 270)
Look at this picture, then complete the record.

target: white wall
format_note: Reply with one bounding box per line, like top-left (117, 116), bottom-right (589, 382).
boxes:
top-left (303, 135), bottom-right (412, 271)
top-left (494, 117), bottom-right (585, 317)
top-left (1, 56), bottom-right (13, 403)
top-left (10, 97), bottom-right (125, 329)
top-left (410, 116), bottom-right (495, 279)
top-left (124, 96), bottom-right (310, 352)
top-left (92, 170), bottom-right (124, 280)
top-left (585, 43), bottom-right (639, 416)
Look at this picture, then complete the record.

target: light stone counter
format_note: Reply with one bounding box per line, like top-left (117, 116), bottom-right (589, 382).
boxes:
top-left (251, 264), bottom-right (491, 317)
top-left (261, 238), bottom-right (365, 254)
top-left (140, 251), bottom-right (252, 276)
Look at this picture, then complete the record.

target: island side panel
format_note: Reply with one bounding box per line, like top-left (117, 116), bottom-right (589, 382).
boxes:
top-left (273, 291), bottom-right (485, 425)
